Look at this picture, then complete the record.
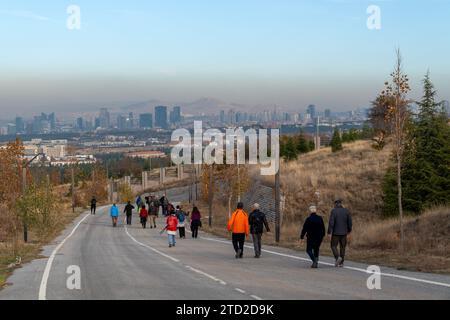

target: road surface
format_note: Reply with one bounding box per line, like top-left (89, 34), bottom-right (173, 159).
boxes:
top-left (1, 186), bottom-right (449, 300)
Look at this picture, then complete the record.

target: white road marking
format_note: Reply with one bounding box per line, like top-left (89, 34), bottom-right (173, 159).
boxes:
top-left (235, 288), bottom-right (246, 294)
top-left (38, 212), bottom-right (92, 300)
top-left (124, 221), bottom-right (180, 263)
top-left (185, 265), bottom-right (227, 285)
top-left (250, 295), bottom-right (263, 300)
top-left (200, 236), bottom-right (450, 289)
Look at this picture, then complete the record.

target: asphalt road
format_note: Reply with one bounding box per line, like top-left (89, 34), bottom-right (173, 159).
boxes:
top-left (1, 186), bottom-right (449, 300)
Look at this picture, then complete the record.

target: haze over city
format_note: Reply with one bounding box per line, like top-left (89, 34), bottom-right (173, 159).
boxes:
top-left (1, 0), bottom-right (450, 118)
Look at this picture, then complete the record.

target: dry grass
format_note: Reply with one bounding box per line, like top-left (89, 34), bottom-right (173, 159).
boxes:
top-left (273, 140), bottom-right (393, 223)
top-left (0, 185), bottom-right (86, 289)
top-left (199, 141), bottom-right (450, 274)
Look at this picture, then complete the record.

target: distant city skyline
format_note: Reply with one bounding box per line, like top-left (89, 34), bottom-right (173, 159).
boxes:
top-left (1, 0), bottom-right (449, 117)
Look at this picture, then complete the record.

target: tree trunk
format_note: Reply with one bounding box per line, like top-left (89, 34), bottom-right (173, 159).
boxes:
top-left (397, 141), bottom-right (404, 252)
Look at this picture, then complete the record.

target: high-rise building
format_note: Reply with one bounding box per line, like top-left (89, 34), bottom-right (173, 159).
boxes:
top-left (227, 109), bottom-right (236, 124)
top-left (7, 123), bottom-right (16, 135)
top-left (169, 106), bottom-right (181, 125)
top-left (307, 104), bottom-right (316, 120)
top-left (15, 117), bottom-right (24, 134)
top-left (155, 106), bottom-right (168, 129)
top-left (219, 110), bottom-right (225, 123)
top-left (48, 112), bottom-right (56, 130)
top-left (76, 117), bottom-right (84, 130)
top-left (324, 109), bottom-right (331, 119)
top-left (99, 108), bottom-right (110, 129)
top-left (139, 113), bottom-right (153, 129)
top-left (117, 115), bottom-right (129, 130)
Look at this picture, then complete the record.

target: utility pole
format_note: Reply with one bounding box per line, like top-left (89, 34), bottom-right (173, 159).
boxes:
top-left (275, 166), bottom-right (281, 243)
top-left (71, 167), bottom-right (75, 213)
top-left (208, 165), bottom-right (213, 227)
top-left (22, 167), bottom-right (28, 243)
top-left (22, 152), bottom-right (44, 243)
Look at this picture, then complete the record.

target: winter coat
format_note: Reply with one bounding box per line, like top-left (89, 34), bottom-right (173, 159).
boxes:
top-left (249, 209), bottom-right (270, 234)
top-left (227, 209), bottom-right (249, 235)
top-left (300, 213), bottom-right (326, 244)
top-left (327, 206), bottom-right (352, 236)
top-left (139, 208), bottom-right (149, 219)
top-left (124, 204), bottom-right (135, 216)
top-left (110, 205), bottom-right (119, 218)
top-left (166, 215), bottom-right (178, 232)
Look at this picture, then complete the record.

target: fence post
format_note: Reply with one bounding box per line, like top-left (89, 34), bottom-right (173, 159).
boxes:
top-left (275, 169), bottom-right (281, 243)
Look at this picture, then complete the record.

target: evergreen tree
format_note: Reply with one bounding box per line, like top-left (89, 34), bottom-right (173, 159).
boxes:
top-left (383, 72), bottom-right (450, 215)
top-left (296, 131), bottom-right (310, 154)
top-left (330, 128), bottom-right (343, 152)
top-left (282, 136), bottom-right (298, 161)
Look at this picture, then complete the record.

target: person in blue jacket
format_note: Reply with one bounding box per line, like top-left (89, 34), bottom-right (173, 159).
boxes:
top-left (110, 203), bottom-right (119, 227)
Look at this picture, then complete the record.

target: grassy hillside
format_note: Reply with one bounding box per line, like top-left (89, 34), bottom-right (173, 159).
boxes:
top-left (199, 140), bottom-right (450, 273)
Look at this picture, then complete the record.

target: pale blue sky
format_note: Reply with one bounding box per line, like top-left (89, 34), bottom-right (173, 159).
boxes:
top-left (0, 0), bottom-right (449, 116)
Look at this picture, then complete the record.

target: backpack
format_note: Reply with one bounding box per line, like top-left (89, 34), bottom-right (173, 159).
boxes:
top-left (177, 212), bottom-right (186, 223)
top-left (252, 211), bottom-right (265, 232)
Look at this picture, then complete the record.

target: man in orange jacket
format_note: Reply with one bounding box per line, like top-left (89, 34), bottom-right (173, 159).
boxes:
top-left (227, 202), bottom-right (250, 259)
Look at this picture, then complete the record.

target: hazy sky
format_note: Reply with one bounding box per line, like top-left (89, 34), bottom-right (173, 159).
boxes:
top-left (0, 0), bottom-right (449, 117)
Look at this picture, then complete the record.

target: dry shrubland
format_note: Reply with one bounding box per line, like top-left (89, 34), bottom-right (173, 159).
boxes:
top-left (275, 140), bottom-right (393, 223)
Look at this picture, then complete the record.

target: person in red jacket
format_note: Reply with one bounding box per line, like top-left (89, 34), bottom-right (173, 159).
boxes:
top-left (166, 211), bottom-right (178, 247)
top-left (139, 205), bottom-right (149, 229)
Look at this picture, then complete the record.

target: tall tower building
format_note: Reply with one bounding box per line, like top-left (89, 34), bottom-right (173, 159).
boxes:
top-left (155, 106), bottom-right (168, 129)
top-left (139, 113), bottom-right (153, 129)
top-left (99, 108), bottom-right (110, 129)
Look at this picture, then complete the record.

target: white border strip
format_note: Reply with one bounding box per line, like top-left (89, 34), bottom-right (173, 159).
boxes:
top-left (38, 212), bottom-right (91, 300)
top-left (200, 237), bottom-right (450, 289)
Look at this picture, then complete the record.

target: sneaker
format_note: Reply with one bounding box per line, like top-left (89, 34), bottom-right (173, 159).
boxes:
top-left (339, 260), bottom-right (344, 267)
top-left (235, 249), bottom-right (241, 259)
top-left (311, 261), bottom-right (318, 268)
top-left (169, 244), bottom-right (172, 248)
top-left (335, 258), bottom-right (341, 267)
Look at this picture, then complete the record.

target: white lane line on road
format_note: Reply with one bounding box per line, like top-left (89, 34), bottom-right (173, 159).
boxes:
top-left (200, 237), bottom-right (450, 289)
top-left (39, 212), bottom-right (92, 300)
top-left (124, 222), bottom-right (180, 263)
top-left (235, 288), bottom-right (246, 294)
top-left (185, 265), bottom-right (227, 286)
top-left (250, 295), bottom-right (263, 300)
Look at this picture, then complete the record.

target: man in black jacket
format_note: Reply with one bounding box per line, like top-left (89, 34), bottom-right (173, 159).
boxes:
top-left (327, 199), bottom-right (352, 267)
top-left (124, 201), bottom-right (135, 225)
top-left (300, 205), bottom-right (325, 268)
top-left (248, 203), bottom-right (270, 258)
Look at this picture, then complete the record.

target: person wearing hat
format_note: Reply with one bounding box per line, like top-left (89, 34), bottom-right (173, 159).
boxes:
top-left (327, 199), bottom-right (352, 267)
top-left (300, 205), bottom-right (325, 268)
top-left (248, 203), bottom-right (270, 258)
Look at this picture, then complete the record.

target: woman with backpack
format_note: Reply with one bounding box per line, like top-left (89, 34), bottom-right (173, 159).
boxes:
top-left (190, 207), bottom-right (202, 239)
top-left (139, 205), bottom-right (149, 229)
top-left (176, 205), bottom-right (187, 239)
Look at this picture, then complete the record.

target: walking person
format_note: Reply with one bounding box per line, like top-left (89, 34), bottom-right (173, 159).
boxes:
top-left (227, 202), bottom-right (249, 259)
top-left (166, 211), bottom-right (178, 248)
top-left (139, 205), bottom-right (149, 229)
top-left (110, 203), bottom-right (119, 227)
top-left (160, 195), bottom-right (169, 216)
top-left (90, 196), bottom-right (97, 215)
top-left (176, 206), bottom-right (187, 239)
top-left (190, 207), bottom-right (202, 239)
top-left (248, 203), bottom-right (270, 258)
top-left (124, 201), bottom-right (135, 225)
top-left (327, 199), bottom-right (353, 267)
top-left (148, 197), bottom-right (159, 229)
top-left (136, 195), bottom-right (143, 209)
top-left (300, 205), bottom-right (326, 268)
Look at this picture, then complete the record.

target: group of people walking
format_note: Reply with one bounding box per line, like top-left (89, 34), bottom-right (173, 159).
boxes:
top-left (106, 193), bottom-right (352, 268)
top-left (227, 199), bottom-right (352, 268)
top-left (107, 194), bottom-right (203, 247)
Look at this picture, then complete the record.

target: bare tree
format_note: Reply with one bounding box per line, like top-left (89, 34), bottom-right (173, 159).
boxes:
top-left (382, 49), bottom-right (411, 251)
